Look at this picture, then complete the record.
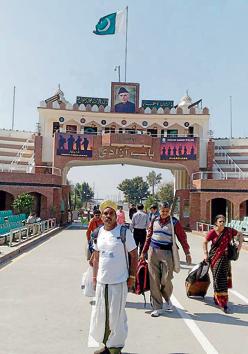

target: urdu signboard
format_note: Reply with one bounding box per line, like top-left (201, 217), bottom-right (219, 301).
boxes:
top-left (142, 100), bottom-right (174, 110)
top-left (76, 96), bottom-right (109, 107)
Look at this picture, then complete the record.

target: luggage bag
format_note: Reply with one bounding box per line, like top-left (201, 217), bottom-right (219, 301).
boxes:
top-left (185, 261), bottom-right (210, 298)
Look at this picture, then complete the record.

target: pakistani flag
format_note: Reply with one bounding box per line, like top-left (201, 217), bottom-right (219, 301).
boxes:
top-left (93, 9), bottom-right (126, 35)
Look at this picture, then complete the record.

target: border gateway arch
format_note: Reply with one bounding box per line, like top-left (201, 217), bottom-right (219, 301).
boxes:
top-left (33, 84), bottom-right (209, 228)
top-left (3, 84), bottom-right (248, 228)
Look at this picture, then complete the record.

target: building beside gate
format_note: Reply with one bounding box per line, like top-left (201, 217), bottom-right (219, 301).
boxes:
top-left (1, 82), bottom-right (248, 229)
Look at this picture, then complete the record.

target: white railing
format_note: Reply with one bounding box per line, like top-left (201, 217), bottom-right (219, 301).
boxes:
top-left (26, 153), bottom-right (35, 173)
top-left (73, 130), bottom-right (199, 138)
top-left (5, 218), bottom-right (57, 247)
top-left (213, 159), bottom-right (225, 174)
top-left (9, 138), bottom-right (34, 171)
top-left (215, 145), bottom-right (244, 175)
top-left (0, 164), bottom-right (61, 176)
top-left (191, 171), bottom-right (248, 181)
top-left (196, 222), bottom-right (214, 232)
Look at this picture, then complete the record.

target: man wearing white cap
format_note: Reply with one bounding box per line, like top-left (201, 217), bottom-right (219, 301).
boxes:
top-left (88, 200), bottom-right (138, 354)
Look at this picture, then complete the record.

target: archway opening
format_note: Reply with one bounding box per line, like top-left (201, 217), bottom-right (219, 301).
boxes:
top-left (29, 192), bottom-right (47, 218)
top-left (239, 200), bottom-right (248, 220)
top-left (0, 191), bottom-right (14, 211)
top-left (211, 198), bottom-right (232, 223)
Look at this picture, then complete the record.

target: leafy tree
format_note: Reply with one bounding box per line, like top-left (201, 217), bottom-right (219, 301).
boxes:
top-left (144, 195), bottom-right (159, 211)
top-left (146, 171), bottom-right (162, 196)
top-left (117, 176), bottom-right (150, 204)
top-left (72, 182), bottom-right (94, 209)
top-left (156, 182), bottom-right (174, 205)
top-left (12, 193), bottom-right (34, 214)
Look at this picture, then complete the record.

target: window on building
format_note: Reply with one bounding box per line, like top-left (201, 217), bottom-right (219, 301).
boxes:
top-left (66, 125), bottom-right (77, 134)
top-left (188, 126), bottom-right (194, 137)
top-left (147, 129), bottom-right (157, 137)
top-left (53, 122), bottom-right (60, 135)
top-left (84, 127), bottom-right (97, 135)
top-left (167, 129), bottom-right (178, 137)
top-left (125, 128), bottom-right (136, 135)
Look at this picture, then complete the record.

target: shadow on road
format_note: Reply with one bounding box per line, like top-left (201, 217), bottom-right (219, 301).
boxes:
top-left (185, 296), bottom-right (248, 326)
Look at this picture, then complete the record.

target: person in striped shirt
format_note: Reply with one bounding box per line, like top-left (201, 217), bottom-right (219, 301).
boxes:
top-left (140, 202), bottom-right (192, 317)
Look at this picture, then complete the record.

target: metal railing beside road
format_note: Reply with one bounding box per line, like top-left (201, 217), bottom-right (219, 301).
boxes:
top-left (0, 218), bottom-right (57, 247)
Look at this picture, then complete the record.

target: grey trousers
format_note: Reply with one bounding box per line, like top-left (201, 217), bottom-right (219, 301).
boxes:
top-left (148, 247), bottom-right (174, 310)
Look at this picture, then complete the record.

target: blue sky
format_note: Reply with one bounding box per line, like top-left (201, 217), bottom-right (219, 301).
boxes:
top-left (0, 0), bottom-right (247, 198)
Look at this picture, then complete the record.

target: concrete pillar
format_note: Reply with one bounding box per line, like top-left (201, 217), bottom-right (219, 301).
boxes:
top-left (233, 203), bottom-right (240, 220)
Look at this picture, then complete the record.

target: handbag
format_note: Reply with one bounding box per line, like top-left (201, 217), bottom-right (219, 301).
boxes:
top-left (170, 217), bottom-right (180, 273)
top-left (228, 239), bottom-right (239, 261)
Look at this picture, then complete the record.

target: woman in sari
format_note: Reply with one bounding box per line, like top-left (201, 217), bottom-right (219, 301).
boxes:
top-left (203, 214), bottom-right (243, 313)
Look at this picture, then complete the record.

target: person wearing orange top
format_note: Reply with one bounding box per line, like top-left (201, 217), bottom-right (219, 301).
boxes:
top-left (86, 209), bottom-right (103, 263)
top-left (86, 209), bottom-right (103, 242)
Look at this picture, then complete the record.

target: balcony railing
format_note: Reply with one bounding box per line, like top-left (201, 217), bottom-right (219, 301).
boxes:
top-left (191, 171), bottom-right (248, 181)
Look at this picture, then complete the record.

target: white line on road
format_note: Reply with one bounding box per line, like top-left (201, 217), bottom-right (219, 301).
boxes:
top-left (171, 294), bottom-right (219, 354)
top-left (229, 289), bottom-right (248, 304)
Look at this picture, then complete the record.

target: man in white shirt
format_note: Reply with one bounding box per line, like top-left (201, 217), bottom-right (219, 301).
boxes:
top-left (130, 204), bottom-right (149, 255)
top-left (89, 200), bottom-right (138, 354)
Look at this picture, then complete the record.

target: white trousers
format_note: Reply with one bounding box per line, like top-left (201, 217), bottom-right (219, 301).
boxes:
top-left (88, 282), bottom-right (128, 348)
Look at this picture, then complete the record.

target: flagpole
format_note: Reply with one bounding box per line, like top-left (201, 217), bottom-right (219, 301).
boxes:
top-left (11, 86), bottom-right (16, 130)
top-left (124, 6), bottom-right (128, 82)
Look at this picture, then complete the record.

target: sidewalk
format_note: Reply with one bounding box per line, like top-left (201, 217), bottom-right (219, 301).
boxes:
top-left (0, 225), bottom-right (62, 266)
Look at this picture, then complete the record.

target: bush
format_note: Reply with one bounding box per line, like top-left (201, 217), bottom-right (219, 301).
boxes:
top-left (13, 193), bottom-right (34, 214)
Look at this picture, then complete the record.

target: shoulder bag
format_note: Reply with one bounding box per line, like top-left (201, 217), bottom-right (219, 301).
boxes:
top-left (228, 237), bottom-right (239, 261)
top-left (170, 217), bottom-right (180, 273)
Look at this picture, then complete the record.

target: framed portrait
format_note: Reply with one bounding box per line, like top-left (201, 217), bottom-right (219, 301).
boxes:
top-left (111, 82), bottom-right (140, 113)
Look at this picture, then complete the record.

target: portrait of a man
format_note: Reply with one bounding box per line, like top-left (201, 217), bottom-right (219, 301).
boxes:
top-left (111, 82), bottom-right (139, 114)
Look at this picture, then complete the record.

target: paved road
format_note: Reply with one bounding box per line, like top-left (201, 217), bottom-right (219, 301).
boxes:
top-left (0, 224), bottom-right (248, 354)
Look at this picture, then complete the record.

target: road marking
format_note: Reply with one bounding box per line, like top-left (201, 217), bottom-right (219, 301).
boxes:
top-left (171, 294), bottom-right (219, 354)
top-left (229, 289), bottom-right (248, 304)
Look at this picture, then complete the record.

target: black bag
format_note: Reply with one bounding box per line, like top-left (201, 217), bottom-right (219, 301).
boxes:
top-left (185, 261), bottom-right (210, 298)
top-left (228, 240), bottom-right (239, 261)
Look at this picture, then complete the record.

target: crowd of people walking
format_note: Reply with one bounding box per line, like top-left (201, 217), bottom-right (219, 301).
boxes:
top-left (84, 201), bottom-right (243, 354)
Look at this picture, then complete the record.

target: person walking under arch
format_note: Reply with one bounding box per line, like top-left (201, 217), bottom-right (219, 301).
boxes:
top-left (203, 214), bottom-right (243, 313)
top-left (128, 204), bottom-right (137, 221)
top-left (86, 209), bottom-right (103, 263)
top-left (116, 205), bottom-right (126, 225)
top-left (89, 200), bottom-right (138, 354)
top-left (130, 204), bottom-right (149, 256)
top-left (140, 202), bottom-right (192, 317)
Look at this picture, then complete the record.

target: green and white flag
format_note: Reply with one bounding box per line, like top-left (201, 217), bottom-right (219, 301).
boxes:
top-left (93, 9), bottom-right (126, 35)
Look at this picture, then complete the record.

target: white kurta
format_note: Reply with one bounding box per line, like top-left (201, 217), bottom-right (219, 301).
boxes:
top-left (88, 282), bottom-right (128, 348)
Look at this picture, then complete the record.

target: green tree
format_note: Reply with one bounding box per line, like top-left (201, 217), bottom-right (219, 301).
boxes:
top-left (72, 182), bottom-right (94, 209)
top-left (144, 195), bottom-right (158, 211)
top-left (156, 182), bottom-right (174, 205)
top-left (117, 176), bottom-right (150, 204)
top-left (146, 171), bottom-right (162, 196)
top-left (12, 193), bottom-right (34, 214)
